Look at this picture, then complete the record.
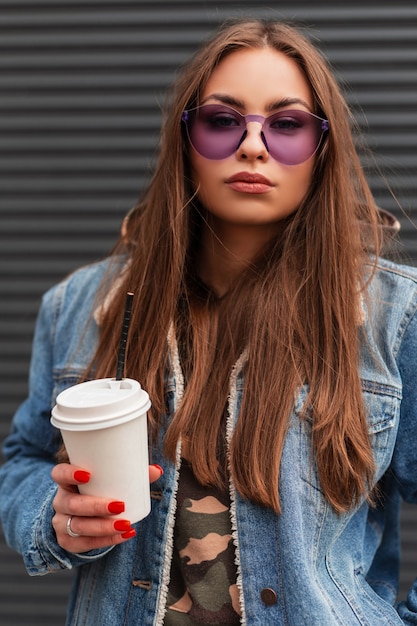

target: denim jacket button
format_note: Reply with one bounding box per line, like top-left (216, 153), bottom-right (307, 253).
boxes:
top-left (260, 587), bottom-right (277, 605)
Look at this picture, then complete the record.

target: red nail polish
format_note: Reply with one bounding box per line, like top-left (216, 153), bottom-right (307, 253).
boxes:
top-left (152, 464), bottom-right (164, 475)
top-left (74, 470), bottom-right (91, 483)
top-left (108, 501), bottom-right (125, 514)
top-left (114, 519), bottom-right (132, 532)
top-left (121, 529), bottom-right (136, 539)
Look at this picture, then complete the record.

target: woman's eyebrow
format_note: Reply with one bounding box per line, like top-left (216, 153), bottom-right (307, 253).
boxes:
top-left (266, 97), bottom-right (312, 112)
top-left (201, 93), bottom-right (312, 112)
top-left (201, 93), bottom-right (245, 108)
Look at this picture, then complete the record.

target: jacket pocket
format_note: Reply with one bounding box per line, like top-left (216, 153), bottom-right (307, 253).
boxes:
top-left (51, 368), bottom-right (87, 408)
top-left (361, 379), bottom-right (401, 481)
top-left (293, 379), bottom-right (401, 494)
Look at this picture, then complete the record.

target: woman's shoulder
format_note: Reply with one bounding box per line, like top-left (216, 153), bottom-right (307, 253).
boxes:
top-left (39, 256), bottom-right (126, 333)
top-left (44, 256), bottom-right (123, 305)
top-left (365, 256), bottom-right (417, 323)
top-left (374, 255), bottom-right (417, 284)
top-left (364, 256), bottom-right (417, 297)
top-left (56, 256), bottom-right (124, 292)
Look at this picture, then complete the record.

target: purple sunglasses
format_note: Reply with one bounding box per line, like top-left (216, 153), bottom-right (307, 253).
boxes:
top-left (182, 104), bottom-right (329, 165)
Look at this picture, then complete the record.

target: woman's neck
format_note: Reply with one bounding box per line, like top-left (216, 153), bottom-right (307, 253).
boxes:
top-left (197, 218), bottom-right (281, 297)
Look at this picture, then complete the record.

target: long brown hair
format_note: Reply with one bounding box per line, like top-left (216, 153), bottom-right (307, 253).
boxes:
top-left (90, 19), bottom-right (382, 514)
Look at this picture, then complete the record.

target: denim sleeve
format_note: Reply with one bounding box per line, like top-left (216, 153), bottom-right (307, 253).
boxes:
top-left (391, 297), bottom-right (417, 503)
top-left (392, 296), bottom-right (417, 622)
top-left (0, 282), bottom-right (112, 575)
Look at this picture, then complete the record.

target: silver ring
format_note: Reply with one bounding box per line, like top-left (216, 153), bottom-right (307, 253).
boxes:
top-left (66, 516), bottom-right (81, 538)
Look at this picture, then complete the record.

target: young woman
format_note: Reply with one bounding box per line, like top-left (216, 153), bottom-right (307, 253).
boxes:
top-left (1, 18), bottom-right (417, 626)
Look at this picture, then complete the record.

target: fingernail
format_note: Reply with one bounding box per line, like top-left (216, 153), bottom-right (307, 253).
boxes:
top-left (121, 529), bottom-right (136, 539)
top-left (152, 463), bottom-right (164, 475)
top-left (114, 519), bottom-right (133, 532)
top-left (74, 470), bottom-right (91, 483)
top-left (108, 501), bottom-right (125, 514)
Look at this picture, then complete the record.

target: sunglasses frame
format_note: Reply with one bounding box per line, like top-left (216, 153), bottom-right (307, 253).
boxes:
top-left (182, 104), bottom-right (329, 165)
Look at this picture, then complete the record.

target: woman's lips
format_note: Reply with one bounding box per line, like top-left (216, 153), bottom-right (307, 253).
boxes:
top-left (225, 172), bottom-right (274, 194)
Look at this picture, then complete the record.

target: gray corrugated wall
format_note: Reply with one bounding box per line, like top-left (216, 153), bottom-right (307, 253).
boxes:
top-left (0, 1), bottom-right (416, 623)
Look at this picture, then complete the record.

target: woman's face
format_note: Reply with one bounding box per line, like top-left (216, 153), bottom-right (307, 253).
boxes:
top-left (189, 47), bottom-right (318, 243)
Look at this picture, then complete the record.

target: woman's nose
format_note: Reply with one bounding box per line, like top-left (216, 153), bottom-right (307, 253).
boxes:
top-left (236, 122), bottom-right (269, 161)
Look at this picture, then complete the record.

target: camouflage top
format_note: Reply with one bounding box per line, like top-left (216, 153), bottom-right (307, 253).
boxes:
top-left (164, 459), bottom-right (241, 625)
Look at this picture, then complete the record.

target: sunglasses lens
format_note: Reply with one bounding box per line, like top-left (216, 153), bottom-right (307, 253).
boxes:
top-left (184, 105), bottom-right (327, 164)
top-left (263, 110), bottom-right (325, 165)
top-left (185, 105), bottom-right (246, 160)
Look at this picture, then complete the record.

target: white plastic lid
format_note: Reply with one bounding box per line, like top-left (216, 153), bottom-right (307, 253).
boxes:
top-left (51, 377), bottom-right (151, 431)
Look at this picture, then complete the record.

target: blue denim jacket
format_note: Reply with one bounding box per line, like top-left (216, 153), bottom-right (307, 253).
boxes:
top-left (1, 256), bottom-right (417, 626)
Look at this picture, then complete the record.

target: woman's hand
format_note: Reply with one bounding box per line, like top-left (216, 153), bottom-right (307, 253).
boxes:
top-left (51, 462), bottom-right (163, 553)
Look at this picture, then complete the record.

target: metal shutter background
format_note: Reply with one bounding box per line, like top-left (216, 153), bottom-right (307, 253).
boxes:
top-left (0, 1), bottom-right (416, 623)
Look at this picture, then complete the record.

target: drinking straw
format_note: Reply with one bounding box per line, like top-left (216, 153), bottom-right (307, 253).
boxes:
top-left (115, 292), bottom-right (134, 380)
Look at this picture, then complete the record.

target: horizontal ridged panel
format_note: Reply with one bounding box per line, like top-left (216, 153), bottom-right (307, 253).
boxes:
top-left (1, 2), bottom-right (416, 622)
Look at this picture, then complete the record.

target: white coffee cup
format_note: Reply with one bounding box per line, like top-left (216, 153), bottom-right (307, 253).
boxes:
top-left (51, 377), bottom-right (151, 523)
